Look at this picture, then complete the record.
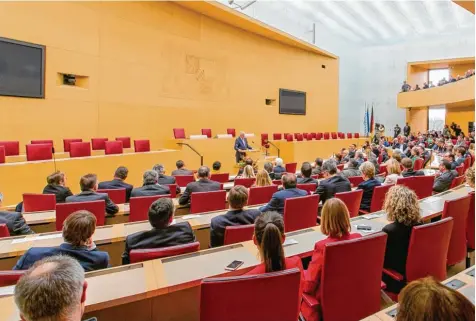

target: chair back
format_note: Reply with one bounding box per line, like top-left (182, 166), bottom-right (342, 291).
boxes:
top-left (379, 164), bottom-right (388, 176)
top-left (272, 179), bottom-right (283, 185)
top-left (285, 163), bottom-right (297, 173)
top-left (26, 144), bottom-right (53, 161)
top-left (296, 134), bottom-right (304, 141)
top-left (134, 139), bottom-right (150, 152)
top-left (450, 175), bottom-right (465, 189)
top-left (174, 175), bottom-right (195, 187)
top-left (467, 192), bottom-right (475, 250)
top-left (190, 190), bottom-right (227, 214)
top-left (69, 142), bottom-right (91, 158)
top-left (31, 139), bottom-right (53, 147)
top-left (63, 139), bottom-right (82, 152)
top-left (56, 201), bottom-right (105, 231)
top-left (369, 184), bottom-right (393, 212)
top-left (336, 164), bottom-right (344, 171)
top-left (315, 133), bottom-right (322, 140)
top-left (248, 185), bottom-right (278, 206)
top-left (335, 189), bottom-right (363, 218)
top-left (104, 141), bottom-right (123, 155)
top-left (413, 158), bottom-right (424, 170)
top-left (348, 176), bottom-right (364, 187)
top-left (130, 242), bottom-right (200, 263)
top-left (286, 134), bottom-right (293, 142)
top-left (323, 132), bottom-right (330, 140)
top-left (234, 178), bottom-right (256, 188)
top-left (227, 128), bottom-right (236, 137)
top-left (201, 269), bottom-right (301, 321)
top-left (347, 133), bottom-right (352, 139)
top-left (115, 137), bottom-right (131, 148)
top-left (210, 173), bottom-right (229, 183)
top-left (283, 194), bottom-right (319, 232)
top-left (273, 133), bottom-right (282, 140)
top-left (23, 194), bottom-right (56, 212)
top-left (464, 157), bottom-right (471, 171)
top-left (261, 133), bottom-right (269, 145)
top-left (129, 195), bottom-right (170, 222)
top-left (173, 128), bottom-right (186, 139)
top-left (0, 146), bottom-right (4, 164)
top-left (0, 224), bottom-right (10, 238)
top-left (406, 217), bottom-right (454, 282)
top-left (0, 141), bottom-right (19, 156)
top-left (377, 154), bottom-right (383, 164)
top-left (319, 233), bottom-right (387, 321)
top-left (97, 189), bottom-right (126, 204)
top-left (441, 195), bottom-right (471, 266)
top-left (163, 184), bottom-right (177, 198)
top-left (0, 271), bottom-right (26, 287)
top-left (456, 165), bottom-right (464, 176)
top-left (354, 133), bottom-right (360, 138)
top-left (330, 132), bottom-right (337, 139)
top-left (412, 176), bottom-right (435, 199)
top-left (91, 138), bottom-right (108, 150)
top-left (296, 183), bottom-right (317, 195)
top-left (224, 225), bottom-right (255, 245)
top-left (201, 128), bottom-right (212, 138)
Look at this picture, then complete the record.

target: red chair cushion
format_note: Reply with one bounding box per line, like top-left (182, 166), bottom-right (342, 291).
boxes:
top-left (284, 194), bottom-right (319, 232)
top-left (63, 139), bottom-right (82, 152)
top-left (104, 141), bottom-right (123, 155)
top-left (56, 201), bottom-right (106, 231)
top-left (0, 141), bottom-right (19, 156)
top-left (129, 195), bottom-right (171, 222)
top-left (224, 225), bottom-right (254, 245)
top-left (115, 137), bottom-right (131, 149)
top-left (23, 194), bottom-right (56, 212)
top-left (173, 128), bottom-right (186, 139)
top-left (0, 146), bottom-right (5, 164)
top-left (134, 140), bottom-right (150, 153)
top-left (69, 142), bottom-right (91, 158)
top-left (202, 129), bottom-right (212, 138)
top-left (190, 190), bottom-right (227, 214)
top-left (227, 128), bottom-right (236, 137)
top-left (234, 178), bottom-right (256, 188)
top-left (91, 138), bottom-right (108, 150)
top-left (130, 242), bottom-right (200, 263)
top-left (97, 189), bottom-right (126, 204)
top-left (248, 185), bottom-right (278, 206)
top-left (210, 173), bottom-right (230, 183)
top-left (26, 144), bottom-right (53, 161)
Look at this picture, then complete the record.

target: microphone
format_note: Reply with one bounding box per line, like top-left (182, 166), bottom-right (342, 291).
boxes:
top-left (51, 146), bottom-right (57, 172)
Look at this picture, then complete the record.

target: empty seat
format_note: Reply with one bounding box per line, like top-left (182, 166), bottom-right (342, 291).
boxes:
top-left (296, 183), bottom-right (317, 195)
top-left (413, 158), bottom-right (424, 171)
top-left (69, 142), bottom-right (91, 158)
top-left (347, 133), bottom-right (352, 139)
top-left (174, 175), bottom-right (195, 188)
top-left (210, 173), bottom-right (230, 183)
top-left (130, 242), bottom-right (200, 263)
top-left (354, 133), bottom-right (360, 138)
top-left (348, 176), bottom-right (364, 187)
top-left (63, 139), bottom-right (82, 152)
top-left (331, 132), bottom-right (338, 139)
top-left (311, 133), bottom-right (317, 139)
top-left (202, 128), bottom-right (212, 138)
top-left (467, 192), bottom-right (475, 267)
top-left (306, 133), bottom-right (313, 140)
top-left (283, 194), bottom-right (319, 232)
top-left (359, 184), bottom-right (393, 214)
top-left (455, 165), bottom-right (464, 176)
top-left (286, 134), bottom-right (293, 142)
top-left (26, 144), bottom-right (53, 161)
top-left (316, 133), bottom-right (322, 140)
top-left (398, 176), bottom-right (434, 199)
top-left (173, 128), bottom-right (186, 139)
top-left (0, 271), bottom-right (26, 287)
top-left (0, 224), bottom-right (10, 238)
top-left (129, 195), bottom-right (170, 222)
top-left (248, 185), bottom-right (278, 206)
top-left (223, 225), bottom-right (254, 245)
top-left (0, 141), bottom-right (19, 156)
top-left (335, 189), bottom-right (364, 218)
top-left (104, 141), bottom-right (123, 155)
top-left (55, 201), bottom-right (106, 231)
top-left (323, 133), bottom-right (330, 140)
top-left (285, 163), bottom-right (297, 173)
top-left (273, 133), bottom-right (282, 140)
top-left (442, 195), bottom-right (471, 266)
top-left (134, 139), bottom-right (150, 153)
top-left (31, 140), bottom-right (53, 147)
top-left (0, 146), bottom-right (4, 164)
top-left (234, 178), bottom-right (256, 188)
top-left (261, 133), bottom-right (269, 145)
top-left (296, 134), bottom-right (304, 141)
top-left (91, 138), bottom-right (108, 150)
top-left (115, 137), bottom-right (131, 149)
top-left (450, 175), bottom-right (465, 189)
top-left (227, 128), bottom-right (236, 137)
top-left (23, 194), bottom-right (56, 212)
top-left (190, 190), bottom-right (227, 214)
top-left (97, 189), bottom-right (126, 204)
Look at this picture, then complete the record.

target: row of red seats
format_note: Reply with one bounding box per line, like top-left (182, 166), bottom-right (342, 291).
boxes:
top-left (173, 128), bottom-right (237, 139)
top-left (262, 132), bottom-right (359, 143)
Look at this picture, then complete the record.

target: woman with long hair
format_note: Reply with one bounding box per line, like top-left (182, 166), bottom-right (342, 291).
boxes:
top-left (383, 158), bottom-right (402, 185)
top-left (253, 169), bottom-right (272, 187)
top-left (239, 165), bottom-right (256, 179)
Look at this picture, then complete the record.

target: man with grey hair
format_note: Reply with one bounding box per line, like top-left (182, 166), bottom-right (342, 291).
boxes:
top-left (234, 131), bottom-right (253, 163)
top-left (354, 151), bottom-right (365, 166)
top-left (153, 164), bottom-right (180, 195)
top-left (179, 166), bottom-right (221, 205)
top-left (258, 173), bottom-right (307, 214)
top-left (14, 255), bottom-right (88, 321)
top-left (341, 159), bottom-right (362, 178)
top-left (315, 160), bottom-right (351, 205)
top-left (131, 170), bottom-right (170, 197)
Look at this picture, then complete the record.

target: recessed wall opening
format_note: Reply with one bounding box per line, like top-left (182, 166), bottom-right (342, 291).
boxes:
top-left (57, 73), bottom-right (89, 89)
top-left (265, 98), bottom-right (276, 106)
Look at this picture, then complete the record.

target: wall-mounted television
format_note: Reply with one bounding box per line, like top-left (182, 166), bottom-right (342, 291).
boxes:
top-left (279, 89), bottom-right (306, 115)
top-left (0, 37), bottom-right (45, 98)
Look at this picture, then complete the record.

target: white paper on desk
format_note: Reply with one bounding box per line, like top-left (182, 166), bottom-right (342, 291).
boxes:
top-left (362, 213), bottom-right (384, 220)
top-left (36, 234), bottom-right (62, 241)
top-left (181, 214), bottom-right (201, 220)
top-left (170, 219), bottom-right (177, 225)
top-left (11, 237), bottom-right (34, 244)
top-left (0, 285), bottom-right (15, 296)
top-left (422, 198), bottom-right (439, 203)
top-left (283, 239), bottom-right (298, 247)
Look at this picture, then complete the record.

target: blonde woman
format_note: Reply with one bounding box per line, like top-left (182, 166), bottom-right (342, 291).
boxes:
top-left (381, 185), bottom-right (422, 294)
top-left (465, 166), bottom-right (475, 188)
top-left (383, 159), bottom-right (402, 185)
top-left (357, 161), bottom-right (381, 211)
top-left (254, 170), bottom-right (272, 187)
top-left (238, 165), bottom-right (255, 179)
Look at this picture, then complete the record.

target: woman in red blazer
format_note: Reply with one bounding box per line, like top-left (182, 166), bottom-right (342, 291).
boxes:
top-left (301, 198), bottom-right (360, 321)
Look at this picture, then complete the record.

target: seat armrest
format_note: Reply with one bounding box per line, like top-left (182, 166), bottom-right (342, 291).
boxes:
top-left (302, 293), bottom-right (319, 309)
top-left (383, 268), bottom-right (404, 281)
top-left (380, 281), bottom-right (386, 290)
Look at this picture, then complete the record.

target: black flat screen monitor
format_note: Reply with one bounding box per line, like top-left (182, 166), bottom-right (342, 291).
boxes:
top-left (279, 89), bottom-right (306, 115)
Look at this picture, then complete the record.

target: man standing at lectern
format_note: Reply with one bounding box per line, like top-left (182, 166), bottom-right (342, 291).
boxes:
top-left (234, 131), bottom-right (253, 163)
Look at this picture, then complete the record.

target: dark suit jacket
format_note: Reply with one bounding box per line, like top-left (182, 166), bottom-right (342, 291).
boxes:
top-left (273, 166), bottom-right (286, 174)
top-left (315, 175), bottom-right (351, 204)
top-left (0, 211), bottom-right (34, 235)
top-left (13, 243), bottom-right (109, 271)
top-left (131, 184), bottom-right (170, 198)
top-left (210, 209), bottom-right (261, 247)
top-left (403, 126), bottom-right (411, 136)
top-left (122, 222), bottom-right (196, 264)
top-left (66, 191), bottom-right (119, 216)
top-left (234, 137), bottom-right (252, 162)
top-left (433, 171), bottom-right (457, 193)
top-left (98, 179), bottom-right (133, 202)
top-left (297, 177), bottom-right (318, 184)
top-left (357, 178), bottom-right (381, 211)
top-left (171, 168), bottom-right (194, 176)
top-left (157, 174), bottom-right (181, 194)
top-left (178, 179), bottom-right (221, 205)
top-left (42, 184), bottom-right (73, 203)
top-left (259, 188), bottom-right (307, 214)
top-left (402, 170), bottom-right (424, 177)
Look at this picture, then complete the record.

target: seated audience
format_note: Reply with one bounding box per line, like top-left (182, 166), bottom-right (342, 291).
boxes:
top-left (414, 84), bottom-right (421, 90)
top-left (14, 256), bottom-right (88, 321)
top-left (153, 164), bottom-right (180, 195)
top-left (66, 174), bottom-right (119, 216)
top-left (122, 198), bottom-right (195, 264)
top-left (312, 158), bottom-right (323, 176)
top-left (0, 192), bottom-right (33, 235)
top-left (410, 146), bottom-right (421, 165)
top-left (297, 162), bottom-right (318, 184)
top-left (179, 166), bottom-right (221, 205)
top-left (423, 82), bottom-right (429, 89)
top-left (433, 160), bottom-right (457, 193)
top-left (264, 161), bottom-right (276, 180)
top-left (401, 158), bottom-right (424, 177)
top-left (348, 144), bottom-right (357, 158)
top-left (237, 158), bottom-right (255, 176)
top-left (315, 160), bottom-right (351, 204)
top-left (302, 198), bottom-right (360, 321)
top-left (210, 186), bottom-right (261, 247)
top-left (466, 167), bottom-right (475, 188)
top-left (238, 165), bottom-right (256, 179)
top-left (456, 135), bottom-right (466, 147)
top-left (443, 152), bottom-right (458, 170)
top-left (401, 81), bottom-right (411, 92)
top-left (396, 277), bottom-right (475, 321)
top-left (43, 171), bottom-right (73, 203)
top-left (418, 145), bottom-right (431, 166)
top-left (381, 185), bottom-right (422, 293)
top-left (357, 161), bottom-right (381, 211)
top-left (130, 170), bottom-right (170, 197)
top-left (171, 160), bottom-right (193, 176)
top-left (383, 159), bottom-right (402, 185)
top-left (212, 161), bottom-right (222, 174)
top-left (354, 151), bottom-right (365, 165)
top-left (388, 150), bottom-right (402, 164)
top-left (14, 210), bottom-right (109, 271)
top-left (259, 173), bottom-right (307, 214)
top-left (273, 158), bottom-right (286, 176)
top-left (98, 166), bottom-right (133, 202)
top-left (341, 159), bottom-right (362, 178)
top-left (455, 147), bottom-right (466, 167)
top-left (254, 169), bottom-right (273, 187)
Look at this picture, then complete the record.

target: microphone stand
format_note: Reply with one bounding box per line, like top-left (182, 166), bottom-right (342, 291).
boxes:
top-left (176, 143), bottom-right (203, 166)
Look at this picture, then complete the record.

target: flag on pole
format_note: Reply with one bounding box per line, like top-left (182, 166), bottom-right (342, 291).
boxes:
top-left (370, 104), bottom-right (374, 134)
top-left (363, 103), bottom-right (368, 136)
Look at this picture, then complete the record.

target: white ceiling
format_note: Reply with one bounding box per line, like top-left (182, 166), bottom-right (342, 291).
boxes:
top-left (221, 0), bottom-right (475, 47)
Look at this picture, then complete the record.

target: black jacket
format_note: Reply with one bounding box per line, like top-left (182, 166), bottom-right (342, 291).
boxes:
top-left (130, 184), bottom-right (170, 198)
top-left (98, 179), bottom-right (133, 202)
top-left (357, 178), bottom-right (381, 211)
top-left (297, 177), bottom-right (318, 184)
top-left (402, 170), bottom-right (424, 178)
top-left (66, 191), bottom-right (119, 216)
top-left (0, 211), bottom-right (34, 235)
top-left (315, 175), bottom-right (351, 204)
top-left (122, 222), bottom-right (196, 264)
top-left (210, 209), bottom-right (261, 247)
top-left (157, 174), bottom-right (181, 194)
top-left (179, 179), bottom-right (221, 205)
top-left (171, 168), bottom-right (194, 176)
top-left (433, 170), bottom-right (457, 193)
top-left (42, 185), bottom-right (73, 203)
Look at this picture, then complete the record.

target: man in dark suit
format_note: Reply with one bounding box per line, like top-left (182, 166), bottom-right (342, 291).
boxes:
top-left (98, 166), bottom-right (134, 202)
top-left (312, 158), bottom-right (323, 176)
top-left (210, 186), bottom-right (261, 247)
top-left (401, 158), bottom-right (424, 177)
top-left (433, 160), bottom-right (458, 193)
top-left (315, 160), bottom-right (351, 205)
top-left (394, 124), bottom-right (401, 138)
top-left (417, 145), bottom-right (431, 167)
top-left (259, 173), bottom-right (307, 214)
top-left (341, 159), bottom-right (362, 178)
top-left (171, 160), bottom-right (194, 176)
top-left (131, 171), bottom-right (170, 197)
top-left (455, 147), bottom-right (467, 167)
top-left (153, 164), bottom-right (181, 195)
top-left (122, 198), bottom-right (196, 264)
top-left (443, 153), bottom-right (458, 170)
top-left (297, 162), bottom-right (318, 184)
top-left (179, 166), bottom-right (221, 205)
top-left (403, 123), bottom-right (411, 137)
top-left (0, 192), bottom-right (33, 235)
top-left (66, 174), bottom-right (119, 216)
top-left (43, 171), bottom-right (73, 203)
top-left (234, 131), bottom-right (253, 163)
top-left (13, 210), bottom-right (109, 271)
top-left (348, 145), bottom-right (357, 159)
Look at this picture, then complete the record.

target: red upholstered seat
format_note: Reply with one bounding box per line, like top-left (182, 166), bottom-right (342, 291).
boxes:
top-left (115, 137), bottom-right (131, 149)
top-left (294, 133), bottom-right (299, 139)
top-left (0, 141), bottom-right (19, 156)
top-left (201, 269), bottom-right (301, 321)
top-left (97, 189), bottom-right (126, 204)
top-left (23, 194), bottom-right (56, 212)
top-left (306, 133), bottom-right (313, 140)
top-left (413, 158), bottom-right (424, 170)
top-left (63, 139), bottom-right (82, 152)
top-left (311, 133), bottom-right (317, 139)
top-left (347, 133), bottom-right (352, 139)
top-left (26, 144), bottom-right (53, 161)
top-left (248, 185), bottom-right (278, 206)
top-left (31, 139), bottom-right (53, 147)
top-left (464, 156), bottom-right (471, 171)
top-left (130, 242), bottom-right (200, 263)
top-left (129, 195), bottom-right (170, 222)
top-left (442, 195), bottom-right (471, 266)
top-left (0, 224), bottom-right (10, 238)
top-left (354, 133), bottom-right (360, 138)
top-left (134, 139), bottom-right (150, 153)
top-left (336, 189), bottom-right (363, 218)
top-left (359, 184), bottom-right (393, 214)
top-left (272, 180), bottom-right (283, 185)
top-left (0, 146), bottom-right (4, 164)
top-left (273, 133), bottom-right (282, 140)
top-left (467, 192), bottom-right (475, 251)
top-left (210, 173), bottom-right (230, 183)
top-left (91, 138), bottom-right (108, 150)
top-left (331, 132), bottom-right (338, 139)
top-left (302, 233), bottom-right (387, 321)
top-left (450, 175), bottom-right (465, 189)
top-left (316, 133), bottom-right (323, 140)
top-left (69, 142), bottom-right (91, 158)
top-left (227, 128), bottom-right (236, 137)
top-left (283, 194), bottom-right (319, 232)
top-left (285, 163), bottom-right (297, 173)
top-left (284, 133), bottom-right (290, 139)
top-left (348, 176), bottom-right (364, 187)
top-left (174, 175), bottom-right (195, 188)
top-left (296, 183), bottom-right (317, 195)
top-left (104, 141), bottom-right (123, 155)
top-left (286, 134), bottom-right (294, 142)
top-left (323, 132), bottom-right (330, 140)
top-left (261, 133), bottom-right (269, 147)
top-left (202, 128), bottom-right (212, 138)
top-left (224, 224), bottom-right (255, 245)
top-left (173, 128), bottom-right (186, 139)
top-left (336, 164), bottom-right (344, 171)
top-left (0, 271), bottom-right (25, 287)
top-left (455, 165), bottom-right (464, 176)
top-left (234, 178), bottom-right (256, 188)
top-left (296, 134), bottom-right (304, 141)
top-left (56, 201), bottom-right (106, 231)
top-left (162, 184), bottom-right (177, 198)
top-left (397, 176), bottom-right (434, 199)
top-left (190, 190), bottom-right (227, 214)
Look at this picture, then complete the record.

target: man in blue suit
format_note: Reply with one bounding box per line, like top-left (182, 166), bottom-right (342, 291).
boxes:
top-left (259, 173), bottom-right (307, 214)
top-left (234, 131), bottom-right (253, 163)
top-left (13, 210), bottom-right (109, 272)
